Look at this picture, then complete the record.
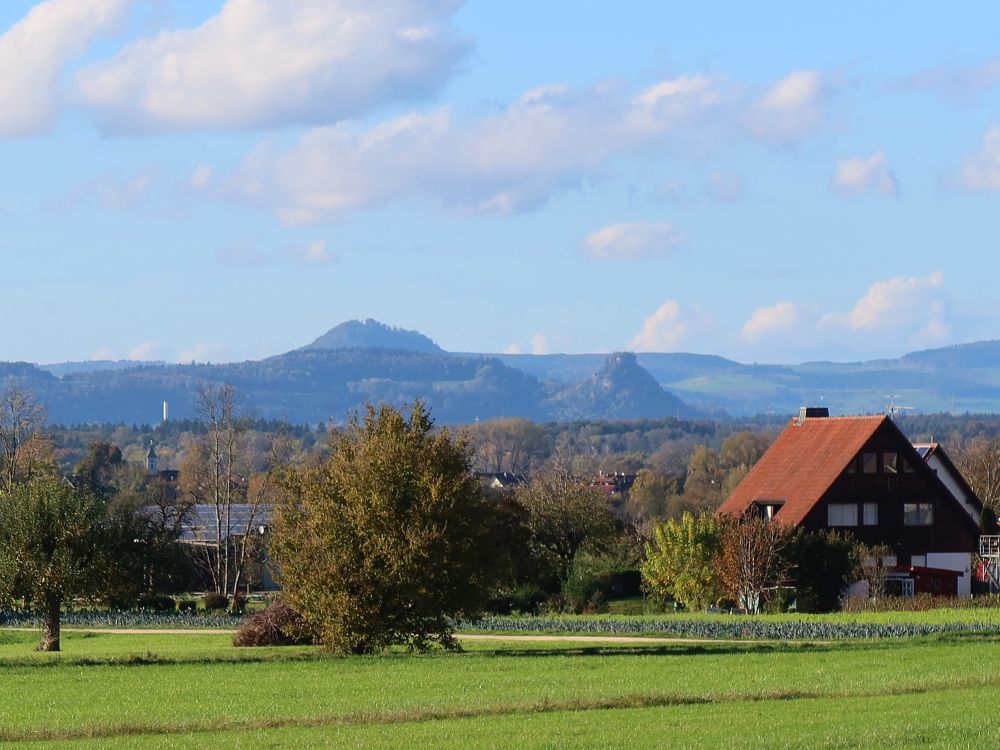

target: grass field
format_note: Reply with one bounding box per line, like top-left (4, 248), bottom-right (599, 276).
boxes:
top-left (1, 627), bottom-right (999, 748)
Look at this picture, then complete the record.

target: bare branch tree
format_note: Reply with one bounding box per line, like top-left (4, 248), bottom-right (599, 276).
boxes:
top-left (0, 385), bottom-right (47, 489)
top-left (718, 516), bottom-right (792, 614)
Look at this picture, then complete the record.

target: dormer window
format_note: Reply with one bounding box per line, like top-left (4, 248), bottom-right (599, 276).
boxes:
top-left (752, 501), bottom-right (784, 522)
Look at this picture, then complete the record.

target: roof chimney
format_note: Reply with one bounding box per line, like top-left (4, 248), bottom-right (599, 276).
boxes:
top-left (796, 406), bottom-right (829, 425)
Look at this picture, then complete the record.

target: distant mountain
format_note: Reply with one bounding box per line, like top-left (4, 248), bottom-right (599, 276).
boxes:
top-left (901, 340), bottom-right (1000, 370)
top-left (304, 319), bottom-right (443, 353)
top-left (7, 322), bottom-right (1000, 425)
top-left (544, 352), bottom-right (707, 420)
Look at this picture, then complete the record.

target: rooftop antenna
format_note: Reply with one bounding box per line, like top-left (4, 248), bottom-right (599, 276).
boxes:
top-left (885, 394), bottom-right (914, 420)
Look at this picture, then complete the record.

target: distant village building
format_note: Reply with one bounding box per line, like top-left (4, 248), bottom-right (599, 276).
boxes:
top-left (588, 472), bottom-right (637, 499)
top-left (146, 440), bottom-right (158, 474)
top-left (477, 472), bottom-right (528, 490)
top-left (718, 407), bottom-right (982, 596)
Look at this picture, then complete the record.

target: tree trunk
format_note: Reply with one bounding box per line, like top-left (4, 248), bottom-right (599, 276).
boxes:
top-left (39, 594), bottom-right (61, 652)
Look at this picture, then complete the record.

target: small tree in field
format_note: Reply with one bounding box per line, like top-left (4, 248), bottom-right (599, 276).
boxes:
top-left (0, 478), bottom-right (109, 651)
top-left (641, 512), bottom-right (725, 610)
top-left (718, 516), bottom-right (792, 614)
top-left (855, 543), bottom-right (893, 601)
top-left (271, 402), bottom-right (497, 654)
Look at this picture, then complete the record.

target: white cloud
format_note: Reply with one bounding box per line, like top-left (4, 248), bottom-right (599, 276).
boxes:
top-left (76, 0), bottom-right (468, 133)
top-left (833, 151), bottom-right (898, 196)
top-left (188, 164), bottom-right (213, 189)
top-left (584, 222), bottom-right (684, 261)
top-left (897, 59), bottom-right (1000, 105)
top-left (89, 346), bottom-right (114, 360)
top-left (629, 301), bottom-right (689, 352)
top-left (128, 341), bottom-right (159, 360)
top-left (502, 343), bottom-right (522, 355)
top-left (219, 67), bottom-right (839, 223)
top-left (958, 126), bottom-right (1000, 191)
top-left (50, 168), bottom-right (156, 211)
top-left (745, 70), bottom-right (838, 145)
top-left (0, 0), bottom-right (131, 138)
top-left (530, 334), bottom-right (551, 355)
top-left (819, 273), bottom-right (947, 340)
top-left (304, 240), bottom-right (332, 263)
top-left (742, 302), bottom-right (798, 342)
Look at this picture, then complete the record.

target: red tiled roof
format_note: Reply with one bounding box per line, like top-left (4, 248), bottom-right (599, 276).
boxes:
top-left (717, 415), bottom-right (887, 526)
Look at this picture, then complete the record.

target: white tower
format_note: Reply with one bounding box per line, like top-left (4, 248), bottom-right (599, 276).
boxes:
top-left (162, 400), bottom-right (169, 423)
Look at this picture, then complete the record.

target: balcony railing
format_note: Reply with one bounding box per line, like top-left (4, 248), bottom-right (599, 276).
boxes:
top-left (979, 536), bottom-right (1000, 558)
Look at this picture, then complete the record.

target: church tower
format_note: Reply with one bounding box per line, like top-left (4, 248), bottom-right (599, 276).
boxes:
top-left (146, 440), bottom-right (158, 474)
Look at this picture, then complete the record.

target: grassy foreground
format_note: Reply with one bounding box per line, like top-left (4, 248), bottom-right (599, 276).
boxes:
top-left (0, 628), bottom-right (997, 748)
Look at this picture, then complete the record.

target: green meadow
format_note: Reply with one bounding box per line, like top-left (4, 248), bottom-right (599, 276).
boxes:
top-left (0, 624), bottom-right (998, 748)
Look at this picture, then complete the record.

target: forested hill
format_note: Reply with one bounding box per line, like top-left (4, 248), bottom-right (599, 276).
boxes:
top-left (18, 324), bottom-right (1000, 423)
top-left (1, 349), bottom-right (703, 426)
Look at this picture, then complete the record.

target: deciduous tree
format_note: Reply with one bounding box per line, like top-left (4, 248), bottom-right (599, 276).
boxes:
top-left (271, 402), bottom-right (496, 654)
top-left (641, 512), bottom-right (725, 610)
top-left (0, 478), bottom-right (111, 651)
top-left (717, 516), bottom-right (792, 614)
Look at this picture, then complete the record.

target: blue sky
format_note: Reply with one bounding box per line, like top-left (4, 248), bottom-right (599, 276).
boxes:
top-left (1, 0), bottom-right (998, 365)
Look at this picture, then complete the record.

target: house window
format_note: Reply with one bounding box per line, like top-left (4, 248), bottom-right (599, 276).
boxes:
top-left (883, 452), bottom-right (898, 474)
top-left (844, 457), bottom-right (857, 474)
top-left (863, 503), bottom-right (879, 526)
top-left (903, 503), bottom-right (934, 526)
top-left (862, 453), bottom-right (878, 474)
top-left (828, 503), bottom-right (858, 527)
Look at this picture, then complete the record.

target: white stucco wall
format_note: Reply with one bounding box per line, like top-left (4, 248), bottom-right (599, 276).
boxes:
top-left (926, 455), bottom-right (980, 524)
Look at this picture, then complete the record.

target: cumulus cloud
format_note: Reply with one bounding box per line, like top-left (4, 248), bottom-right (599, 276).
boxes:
top-left (584, 222), bottom-right (684, 261)
top-left (833, 151), bottom-right (898, 196)
top-left (127, 341), bottom-right (159, 360)
top-left (742, 302), bottom-right (798, 342)
top-left (529, 334), bottom-right (551, 355)
top-left (816, 273), bottom-right (949, 349)
top-left (220, 75), bottom-right (737, 223)
top-left (76, 0), bottom-right (468, 133)
top-left (188, 164), bottom-right (213, 189)
top-left (218, 66), bottom-right (840, 223)
top-left (958, 126), bottom-right (1000, 191)
top-left (744, 70), bottom-right (839, 145)
top-left (49, 168), bottom-right (156, 211)
top-left (629, 301), bottom-right (689, 352)
top-left (896, 58), bottom-right (1000, 105)
top-left (0, 0), bottom-right (131, 138)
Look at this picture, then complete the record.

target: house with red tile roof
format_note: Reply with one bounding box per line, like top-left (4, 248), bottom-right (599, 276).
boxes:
top-left (718, 408), bottom-right (982, 596)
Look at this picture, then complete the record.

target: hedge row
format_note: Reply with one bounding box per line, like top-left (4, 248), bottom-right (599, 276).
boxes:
top-left (464, 615), bottom-right (1000, 640)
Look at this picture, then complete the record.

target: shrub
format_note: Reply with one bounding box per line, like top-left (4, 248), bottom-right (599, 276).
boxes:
top-left (136, 594), bottom-right (176, 612)
top-left (233, 599), bottom-right (314, 647)
top-left (231, 594), bottom-right (247, 615)
top-left (510, 584), bottom-right (547, 614)
top-left (201, 593), bottom-right (229, 612)
top-left (561, 554), bottom-right (613, 614)
top-left (177, 599), bottom-right (197, 613)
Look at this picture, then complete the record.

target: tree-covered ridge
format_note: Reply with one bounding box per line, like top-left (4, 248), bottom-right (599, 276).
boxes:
top-left (303, 319), bottom-right (444, 353)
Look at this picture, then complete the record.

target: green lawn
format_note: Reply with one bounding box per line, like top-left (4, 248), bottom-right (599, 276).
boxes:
top-left (0, 628), bottom-right (997, 747)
